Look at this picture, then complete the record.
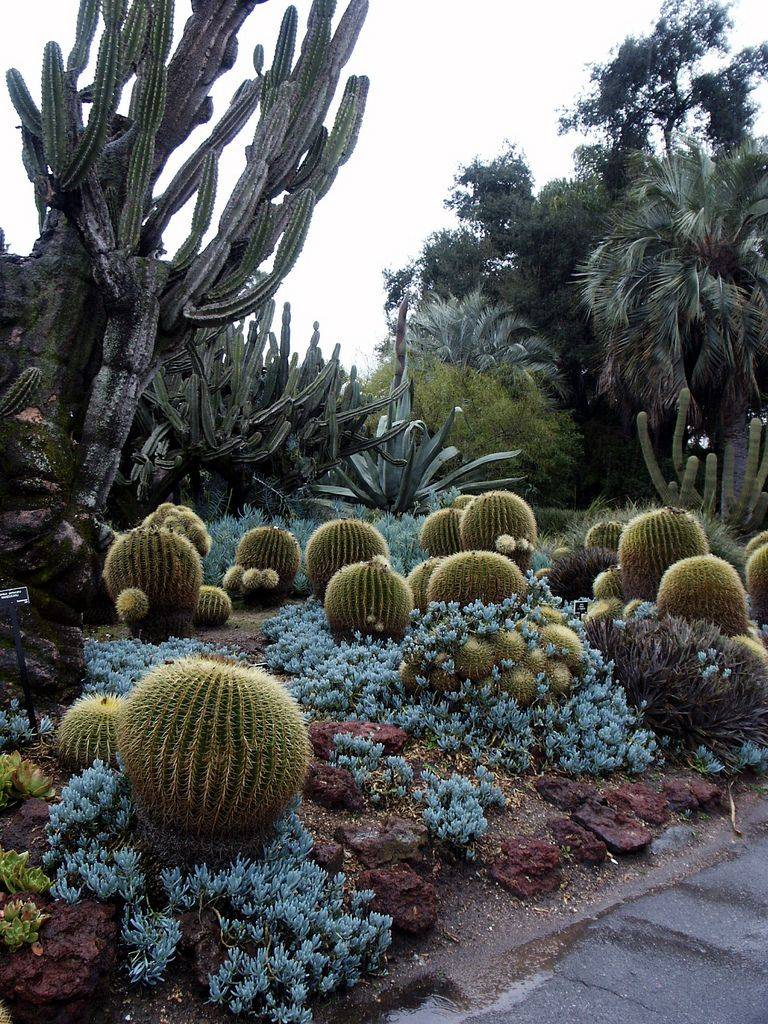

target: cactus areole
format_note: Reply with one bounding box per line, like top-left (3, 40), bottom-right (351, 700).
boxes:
top-left (0, 0), bottom-right (370, 695)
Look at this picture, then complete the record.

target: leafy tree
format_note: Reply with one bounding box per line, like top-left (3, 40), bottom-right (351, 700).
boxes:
top-left (583, 140), bottom-right (768, 488)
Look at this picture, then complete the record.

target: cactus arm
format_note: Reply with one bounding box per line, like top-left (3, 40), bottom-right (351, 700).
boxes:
top-left (679, 455), bottom-right (700, 507)
top-left (41, 42), bottom-right (69, 176)
top-left (702, 452), bottom-right (718, 514)
top-left (171, 152), bottom-right (218, 270)
top-left (6, 69), bottom-right (43, 137)
top-left (637, 411), bottom-right (674, 503)
top-left (721, 441), bottom-right (736, 520)
top-left (732, 417), bottom-right (764, 520)
top-left (746, 492), bottom-right (768, 531)
top-left (672, 388), bottom-right (690, 481)
top-left (68, 0), bottom-right (100, 74)
top-left (204, 201), bottom-right (276, 300)
top-left (119, 0), bottom-right (151, 85)
top-left (253, 44), bottom-right (265, 75)
top-left (261, 6), bottom-right (298, 113)
top-left (747, 429), bottom-right (768, 514)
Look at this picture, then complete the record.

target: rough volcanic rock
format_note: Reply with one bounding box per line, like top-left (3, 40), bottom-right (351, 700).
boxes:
top-left (0, 799), bottom-right (51, 866)
top-left (533, 775), bottom-right (597, 812)
top-left (650, 825), bottom-right (698, 856)
top-left (310, 841), bottom-right (345, 875)
top-left (309, 721), bottom-right (409, 761)
top-left (335, 816), bottom-right (427, 868)
top-left (178, 908), bottom-right (225, 990)
top-left (603, 783), bottom-right (670, 826)
top-left (0, 897), bottom-right (117, 1024)
top-left (357, 864), bottom-right (437, 934)
top-left (573, 797), bottom-right (652, 855)
top-left (488, 838), bottom-right (562, 898)
top-left (662, 778), bottom-right (724, 814)
top-left (548, 817), bottom-right (607, 865)
top-left (304, 762), bottom-right (364, 811)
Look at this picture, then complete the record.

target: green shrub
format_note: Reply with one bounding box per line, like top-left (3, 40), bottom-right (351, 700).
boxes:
top-left (305, 519), bottom-right (389, 597)
top-left (458, 490), bottom-right (537, 571)
top-left (619, 507), bottom-right (709, 601)
top-left (426, 550), bottom-right (528, 607)
top-left (657, 555), bottom-right (749, 636)
top-left (324, 557), bottom-right (414, 640)
top-left (419, 507), bottom-right (462, 556)
top-left (57, 695), bottom-right (125, 768)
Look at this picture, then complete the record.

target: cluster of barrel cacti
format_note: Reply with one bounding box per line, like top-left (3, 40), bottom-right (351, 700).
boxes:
top-left (222, 525), bottom-right (301, 605)
top-left (419, 491), bottom-right (537, 572)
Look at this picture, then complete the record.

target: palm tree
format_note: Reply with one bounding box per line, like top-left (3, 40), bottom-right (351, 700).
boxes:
top-left (408, 289), bottom-right (564, 394)
top-left (583, 140), bottom-right (768, 485)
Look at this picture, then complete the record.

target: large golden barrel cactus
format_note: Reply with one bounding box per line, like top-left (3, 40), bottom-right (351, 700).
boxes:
top-left (193, 585), bottom-right (232, 627)
top-left (142, 503), bottom-right (212, 557)
top-left (305, 519), bottom-right (388, 597)
top-left (57, 694), bottom-right (125, 768)
top-left (593, 565), bottom-right (624, 601)
top-left (584, 520), bottom-right (623, 551)
top-left (619, 507), bottom-right (709, 601)
top-left (407, 557), bottom-right (444, 612)
top-left (657, 554), bottom-right (749, 636)
top-left (426, 550), bottom-right (528, 607)
top-left (324, 557), bottom-right (413, 640)
top-left (116, 657), bottom-right (311, 839)
top-left (458, 491), bottom-right (537, 571)
top-left (419, 508), bottom-right (462, 557)
top-left (103, 528), bottom-right (203, 642)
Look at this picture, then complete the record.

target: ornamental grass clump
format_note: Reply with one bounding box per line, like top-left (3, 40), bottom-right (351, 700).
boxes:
top-left (419, 507), bottom-right (462, 556)
top-left (305, 519), bottom-right (389, 597)
top-left (547, 547), bottom-right (618, 602)
top-left (142, 503), bottom-right (212, 557)
top-left (746, 542), bottom-right (768, 625)
top-left (57, 694), bottom-right (125, 768)
top-left (325, 557), bottom-right (414, 640)
top-left (116, 656), bottom-right (311, 841)
top-left (222, 525), bottom-right (301, 604)
top-left (619, 507), bottom-right (709, 601)
top-left (426, 550), bottom-right (528, 607)
top-left (103, 528), bottom-right (203, 642)
top-left (459, 490), bottom-right (537, 571)
top-left (193, 585), bottom-right (232, 627)
top-left (407, 557), bottom-right (444, 611)
top-left (657, 555), bottom-right (749, 636)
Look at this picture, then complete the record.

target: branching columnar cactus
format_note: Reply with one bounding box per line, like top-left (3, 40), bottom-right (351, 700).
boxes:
top-left (407, 557), bottom-right (444, 612)
top-left (619, 507), bottom-right (709, 601)
top-left (458, 491), bottom-right (537, 571)
top-left (116, 656), bottom-right (311, 840)
top-left (324, 557), bottom-right (413, 640)
top-left (305, 519), bottom-right (388, 597)
top-left (103, 527), bottom-right (203, 642)
top-left (593, 565), bottom-right (624, 601)
top-left (426, 550), bottom-right (528, 607)
top-left (747, 543), bottom-right (768, 626)
top-left (0, 367), bottom-right (42, 417)
top-left (547, 547), bottom-right (618, 602)
top-left (57, 695), bottom-right (125, 768)
top-left (194, 586), bottom-right (232, 628)
top-left (142, 503), bottom-right (211, 556)
top-left (657, 555), bottom-right (750, 636)
top-left (419, 508), bottom-right (462, 557)
top-left (584, 520), bottom-right (623, 551)
top-left (223, 525), bottom-right (301, 605)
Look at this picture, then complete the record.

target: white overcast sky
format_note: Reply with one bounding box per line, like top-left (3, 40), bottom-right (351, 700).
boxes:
top-left (1, 0), bottom-right (767, 371)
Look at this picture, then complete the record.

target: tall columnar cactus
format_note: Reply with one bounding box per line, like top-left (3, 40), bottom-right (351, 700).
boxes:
top-left (407, 557), bottom-right (443, 612)
top-left (324, 556), bottom-right (414, 640)
top-left (142, 503), bottom-right (211, 556)
top-left (426, 550), bottom-right (528, 607)
top-left (0, 367), bottom-right (42, 417)
top-left (305, 519), bottom-right (388, 597)
top-left (657, 555), bottom-right (750, 637)
top-left (116, 656), bottom-right (311, 839)
top-left (57, 694), bottom-right (125, 768)
top-left (747, 544), bottom-right (768, 626)
top-left (223, 525), bottom-right (301, 604)
top-left (584, 520), bottom-right (623, 551)
top-left (458, 491), bottom-right (538, 571)
top-left (193, 585), bottom-right (232, 628)
top-left (619, 507), bottom-right (709, 601)
top-left (103, 527), bottom-right (203, 642)
top-left (419, 508), bottom-right (462, 557)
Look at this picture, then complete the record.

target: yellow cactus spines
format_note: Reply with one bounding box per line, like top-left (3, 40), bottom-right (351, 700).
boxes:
top-left (658, 554), bottom-right (749, 636)
top-left (496, 666), bottom-right (538, 706)
top-left (584, 598), bottom-right (624, 623)
top-left (242, 567), bottom-right (280, 595)
top-left (305, 519), bottom-right (389, 598)
top-left (584, 520), bottom-right (623, 551)
top-left (492, 628), bottom-right (527, 663)
top-left (593, 565), bottom-right (624, 601)
top-left (419, 508), bottom-right (462, 557)
top-left (552, 546), bottom-right (571, 561)
top-left (103, 528), bottom-right (203, 642)
top-left (459, 490), bottom-right (538, 571)
top-left (535, 567), bottom-right (551, 579)
top-left (619, 507), bottom-right (709, 601)
top-left (524, 647), bottom-right (548, 677)
top-left (0, 1000), bottom-right (12, 1023)
top-left (745, 531), bottom-right (768, 557)
top-left (222, 564), bottom-right (245, 594)
top-left (539, 623), bottom-right (583, 668)
top-left (194, 586), bottom-right (232, 627)
top-left (453, 638), bottom-right (496, 681)
top-left (426, 550), bottom-right (528, 608)
top-left (223, 526), bottom-right (301, 604)
top-left (536, 606), bottom-right (565, 624)
top-left (116, 657), bottom-right (311, 839)
top-left (324, 557), bottom-right (414, 640)
top-left (452, 494), bottom-right (475, 510)
top-left (142, 503), bottom-right (211, 556)
top-left (623, 598), bottom-right (644, 618)
top-left (732, 634), bottom-right (768, 669)
top-left (57, 694), bottom-right (125, 768)
top-left (407, 557), bottom-right (444, 612)
top-left (747, 542), bottom-right (768, 626)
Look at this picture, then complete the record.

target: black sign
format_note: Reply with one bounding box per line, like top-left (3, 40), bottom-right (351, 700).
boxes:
top-left (573, 598), bottom-right (591, 619)
top-left (1, 586), bottom-right (36, 730)
top-left (0, 586), bottom-right (30, 608)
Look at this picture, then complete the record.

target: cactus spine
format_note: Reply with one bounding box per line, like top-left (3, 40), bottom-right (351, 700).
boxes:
top-left (458, 491), bottom-right (537, 571)
top-left (194, 585), bottom-right (232, 627)
top-left (619, 507), bottom-right (709, 601)
top-left (657, 555), bottom-right (749, 636)
top-left (305, 519), bottom-right (389, 598)
top-left (0, 367), bottom-right (42, 417)
top-left (116, 656), bottom-right (311, 839)
top-left (407, 557), bottom-right (443, 612)
top-left (426, 550), bottom-right (528, 608)
top-left (57, 694), bottom-right (125, 768)
top-left (419, 508), bottom-right (462, 557)
top-left (747, 543), bottom-right (768, 626)
top-left (324, 557), bottom-right (413, 640)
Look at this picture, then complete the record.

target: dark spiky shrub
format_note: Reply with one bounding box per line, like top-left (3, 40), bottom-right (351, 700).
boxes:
top-left (407, 557), bottom-right (444, 612)
top-left (657, 555), bottom-right (749, 636)
top-left (419, 508), bottom-right (462, 557)
top-left (585, 615), bottom-right (768, 764)
top-left (547, 547), bottom-right (618, 602)
top-left (305, 519), bottom-right (389, 598)
top-left (619, 507), bottom-right (709, 601)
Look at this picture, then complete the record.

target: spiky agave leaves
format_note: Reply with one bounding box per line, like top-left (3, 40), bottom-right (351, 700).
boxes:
top-left (657, 555), bottom-right (749, 636)
top-left (458, 490), bottom-right (537, 571)
top-left (619, 507), bottom-right (709, 601)
top-left (57, 694), bottom-right (125, 768)
top-left (223, 526), bottom-right (301, 604)
top-left (547, 547), bottom-right (618, 603)
top-left (193, 585), bottom-right (232, 628)
top-left (116, 656), bottom-right (311, 839)
top-left (419, 507), bottom-right (462, 557)
top-left (325, 556), bottom-right (413, 640)
top-left (584, 520), bottom-right (623, 551)
top-left (305, 519), bottom-right (388, 598)
top-left (407, 558), bottom-right (443, 612)
top-left (142, 503), bottom-right (212, 556)
top-left (426, 550), bottom-right (528, 608)
top-left (747, 543), bottom-right (768, 626)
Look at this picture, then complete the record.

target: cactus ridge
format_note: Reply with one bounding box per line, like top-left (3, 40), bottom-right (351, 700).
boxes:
top-left (116, 656), bottom-right (311, 838)
top-left (194, 585), bottom-right (232, 627)
top-left (419, 507), bottom-right (462, 557)
top-left (658, 554), bottom-right (749, 636)
top-left (459, 491), bottom-right (537, 571)
top-left (324, 558), bottom-right (413, 640)
top-left (426, 550), bottom-right (528, 608)
top-left (407, 557), bottom-right (444, 612)
top-left (58, 694), bottom-right (125, 768)
top-left (0, 367), bottom-right (43, 417)
top-left (305, 518), bottom-right (388, 597)
top-left (619, 507), bottom-right (709, 601)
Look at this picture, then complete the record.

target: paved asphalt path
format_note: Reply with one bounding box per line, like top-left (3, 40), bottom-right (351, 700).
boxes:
top-left (465, 836), bottom-right (768, 1024)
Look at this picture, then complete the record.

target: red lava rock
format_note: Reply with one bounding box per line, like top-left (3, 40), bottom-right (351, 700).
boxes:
top-left (0, 897), bottom-right (117, 1024)
top-left (335, 815), bottom-right (427, 868)
top-left (178, 908), bottom-right (225, 990)
top-left (357, 863), bottom-right (437, 934)
top-left (309, 721), bottom-right (409, 761)
top-left (662, 778), bottom-right (723, 814)
top-left (533, 775), bottom-right (597, 812)
top-left (0, 798), bottom-right (51, 866)
top-left (573, 797), bottom-right (652, 855)
top-left (549, 817), bottom-right (607, 865)
top-left (603, 783), bottom-right (670, 826)
top-left (488, 838), bottom-right (562, 898)
top-left (687, 778), bottom-right (724, 812)
top-left (310, 841), bottom-right (345, 875)
top-left (304, 762), bottom-right (364, 811)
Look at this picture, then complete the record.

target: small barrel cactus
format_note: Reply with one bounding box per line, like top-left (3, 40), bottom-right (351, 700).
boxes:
top-left (103, 528), bottom-right (203, 642)
top-left (453, 637), bottom-right (496, 681)
top-left (584, 520), bottom-right (623, 551)
top-left (57, 694), bottom-right (125, 768)
top-left (623, 598), bottom-right (644, 618)
top-left (584, 598), bottom-right (624, 623)
top-left (496, 666), bottom-right (538, 706)
top-left (419, 508), bottom-right (462, 557)
top-left (492, 628), bottom-right (528, 663)
top-left (194, 585), bottom-right (232, 627)
top-left (407, 557), bottom-right (444, 612)
top-left (324, 557), bottom-right (414, 640)
top-left (142, 503), bottom-right (212, 557)
top-left (746, 531), bottom-right (768, 557)
top-left (593, 565), bottom-right (624, 601)
top-left (116, 656), bottom-right (311, 839)
top-left (426, 550), bottom-right (528, 607)
top-left (747, 543), bottom-right (768, 626)
top-left (458, 490), bottom-right (538, 571)
top-left (223, 526), bottom-right (301, 604)
top-left (732, 633), bottom-right (768, 668)
top-left (657, 554), bottom-right (749, 636)
top-left (539, 623), bottom-right (583, 668)
top-left (305, 519), bottom-right (389, 597)
top-left (452, 494), bottom-right (475, 510)
top-left (619, 507), bottom-right (709, 601)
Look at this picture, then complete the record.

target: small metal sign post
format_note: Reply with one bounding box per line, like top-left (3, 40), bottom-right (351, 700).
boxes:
top-left (0, 586), bottom-right (37, 730)
top-left (572, 598), bottom-right (591, 620)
